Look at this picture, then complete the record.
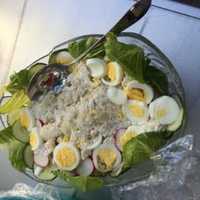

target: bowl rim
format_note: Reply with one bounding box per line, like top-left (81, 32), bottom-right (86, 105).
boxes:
top-left (0, 32), bottom-right (186, 190)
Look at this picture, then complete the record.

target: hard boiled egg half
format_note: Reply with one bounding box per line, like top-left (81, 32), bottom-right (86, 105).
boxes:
top-left (56, 51), bottom-right (74, 65)
top-left (124, 81), bottom-right (154, 104)
top-left (93, 144), bottom-right (121, 173)
top-left (19, 108), bottom-right (34, 131)
top-left (123, 100), bottom-right (149, 124)
top-left (53, 143), bottom-right (80, 171)
top-left (86, 58), bottom-right (106, 78)
top-left (107, 87), bottom-right (127, 105)
top-left (149, 96), bottom-right (181, 125)
top-left (29, 127), bottom-right (42, 151)
top-left (102, 62), bottom-right (123, 86)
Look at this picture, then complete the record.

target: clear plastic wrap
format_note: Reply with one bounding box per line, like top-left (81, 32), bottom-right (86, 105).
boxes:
top-left (110, 134), bottom-right (199, 200)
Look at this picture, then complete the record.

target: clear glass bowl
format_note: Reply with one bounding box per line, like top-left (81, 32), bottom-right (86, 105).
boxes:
top-left (0, 32), bottom-right (186, 191)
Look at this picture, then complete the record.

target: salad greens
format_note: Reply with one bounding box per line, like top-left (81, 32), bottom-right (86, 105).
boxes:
top-left (9, 140), bottom-right (27, 171)
top-left (53, 170), bottom-right (104, 192)
top-left (0, 126), bottom-right (15, 146)
top-left (0, 90), bottom-right (30, 114)
top-left (6, 69), bottom-right (32, 94)
top-left (68, 37), bottom-right (105, 59)
top-left (122, 131), bottom-right (169, 170)
top-left (104, 33), bottom-right (168, 94)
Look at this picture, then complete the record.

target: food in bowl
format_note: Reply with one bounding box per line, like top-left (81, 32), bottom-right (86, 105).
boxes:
top-left (0, 33), bottom-right (185, 191)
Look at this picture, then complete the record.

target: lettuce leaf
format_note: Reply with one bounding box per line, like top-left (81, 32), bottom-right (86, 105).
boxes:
top-left (104, 33), bottom-right (168, 93)
top-left (8, 140), bottom-right (27, 171)
top-left (53, 170), bottom-right (104, 192)
top-left (7, 69), bottom-right (32, 94)
top-left (68, 37), bottom-right (105, 59)
top-left (123, 131), bottom-right (169, 170)
top-left (0, 126), bottom-right (15, 147)
top-left (0, 90), bottom-right (30, 114)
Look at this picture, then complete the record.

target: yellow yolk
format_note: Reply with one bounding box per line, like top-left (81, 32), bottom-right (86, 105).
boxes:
top-left (92, 78), bottom-right (101, 88)
top-left (98, 148), bottom-right (117, 169)
top-left (62, 135), bottom-right (70, 143)
top-left (30, 132), bottom-right (37, 149)
top-left (55, 147), bottom-right (76, 168)
top-left (124, 87), bottom-right (145, 101)
top-left (107, 62), bottom-right (116, 81)
top-left (129, 104), bottom-right (145, 118)
top-left (20, 111), bottom-right (30, 129)
top-left (156, 108), bottom-right (167, 119)
top-left (119, 131), bottom-right (136, 149)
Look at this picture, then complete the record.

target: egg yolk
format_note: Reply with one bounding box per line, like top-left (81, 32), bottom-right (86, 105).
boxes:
top-left (124, 87), bottom-right (145, 101)
top-left (30, 132), bottom-right (37, 149)
top-left (92, 78), bottom-right (101, 88)
top-left (56, 147), bottom-right (76, 168)
top-left (129, 104), bottom-right (145, 118)
top-left (156, 108), bottom-right (167, 119)
top-left (20, 111), bottom-right (30, 129)
top-left (107, 62), bottom-right (116, 81)
top-left (62, 135), bottom-right (70, 143)
top-left (98, 148), bottom-right (117, 170)
top-left (120, 131), bottom-right (136, 149)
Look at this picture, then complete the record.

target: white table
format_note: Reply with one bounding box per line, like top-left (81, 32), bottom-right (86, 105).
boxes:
top-left (1, 1), bottom-right (200, 199)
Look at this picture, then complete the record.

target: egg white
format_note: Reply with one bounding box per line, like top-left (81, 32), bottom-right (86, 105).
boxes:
top-left (86, 58), bottom-right (106, 78)
top-left (149, 96), bottom-right (180, 125)
top-left (123, 100), bottom-right (149, 124)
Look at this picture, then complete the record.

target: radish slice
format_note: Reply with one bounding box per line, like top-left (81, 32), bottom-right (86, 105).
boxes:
top-left (34, 147), bottom-right (49, 168)
top-left (76, 158), bottom-right (94, 176)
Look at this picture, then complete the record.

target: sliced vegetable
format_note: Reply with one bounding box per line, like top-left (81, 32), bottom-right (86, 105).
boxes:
top-left (34, 147), bottom-right (49, 168)
top-left (53, 170), bottom-right (104, 192)
top-left (0, 90), bottom-right (30, 114)
top-left (23, 145), bottom-right (34, 169)
top-left (76, 158), bottom-right (94, 176)
top-left (35, 166), bottom-right (57, 181)
top-left (12, 121), bottom-right (29, 143)
top-left (167, 108), bottom-right (184, 131)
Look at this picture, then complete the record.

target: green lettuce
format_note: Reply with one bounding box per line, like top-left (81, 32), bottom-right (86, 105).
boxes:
top-left (53, 170), bottom-right (104, 192)
top-left (122, 131), bottom-right (169, 170)
top-left (104, 33), bottom-right (168, 94)
top-left (68, 37), bottom-right (105, 59)
top-left (0, 90), bottom-right (30, 114)
top-left (8, 140), bottom-right (27, 171)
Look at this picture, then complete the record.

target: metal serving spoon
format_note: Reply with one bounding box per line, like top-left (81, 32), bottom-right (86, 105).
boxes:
top-left (28, 0), bottom-right (152, 100)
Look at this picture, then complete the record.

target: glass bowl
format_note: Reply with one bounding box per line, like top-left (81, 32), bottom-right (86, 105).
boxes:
top-left (0, 32), bottom-right (186, 191)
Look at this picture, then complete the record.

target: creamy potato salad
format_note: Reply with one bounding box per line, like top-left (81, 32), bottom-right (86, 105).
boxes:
top-left (0, 34), bottom-right (184, 191)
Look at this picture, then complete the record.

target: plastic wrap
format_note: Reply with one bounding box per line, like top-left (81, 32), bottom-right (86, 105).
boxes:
top-left (110, 134), bottom-right (200, 200)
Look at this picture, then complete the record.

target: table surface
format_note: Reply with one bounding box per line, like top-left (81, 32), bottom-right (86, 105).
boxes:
top-left (0, 0), bottom-right (200, 198)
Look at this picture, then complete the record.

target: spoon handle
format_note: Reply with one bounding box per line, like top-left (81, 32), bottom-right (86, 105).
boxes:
top-left (109, 0), bottom-right (151, 35)
top-left (70, 0), bottom-right (151, 65)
